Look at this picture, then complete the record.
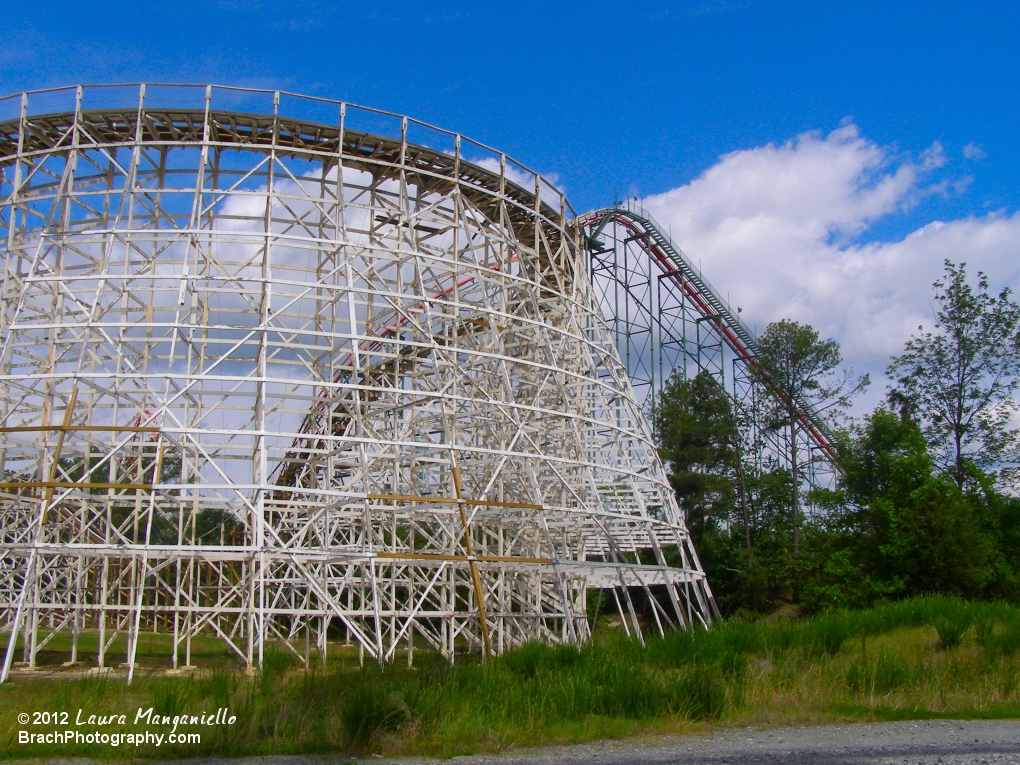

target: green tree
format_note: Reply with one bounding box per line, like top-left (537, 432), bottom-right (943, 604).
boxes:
top-left (652, 370), bottom-right (739, 547)
top-left (888, 260), bottom-right (1020, 488)
top-left (652, 370), bottom-right (805, 614)
top-left (754, 320), bottom-right (868, 577)
top-left (652, 371), bottom-right (768, 613)
top-left (739, 467), bottom-right (796, 612)
top-left (981, 487), bottom-right (1020, 602)
top-left (801, 407), bottom-right (997, 610)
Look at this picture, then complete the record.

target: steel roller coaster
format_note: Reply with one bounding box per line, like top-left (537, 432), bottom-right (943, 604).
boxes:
top-left (580, 203), bottom-right (839, 485)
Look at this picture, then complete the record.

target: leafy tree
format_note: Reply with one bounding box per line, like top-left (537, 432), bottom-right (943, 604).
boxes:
top-left (738, 467), bottom-right (796, 611)
top-left (754, 320), bottom-right (868, 577)
top-left (888, 260), bottom-right (1020, 488)
top-left (801, 407), bottom-right (997, 611)
top-left (839, 407), bottom-right (932, 511)
top-left (653, 371), bottom-right (758, 613)
top-left (652, 371), bottom-right (739, 546)
top-left (653, 370), bottom-right (800, 614)
top-left (980, 487), bottom-right (1020, 602)
top-left (891, 477), bottom-right (993, 596)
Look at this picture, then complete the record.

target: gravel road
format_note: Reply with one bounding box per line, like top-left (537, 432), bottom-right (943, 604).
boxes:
top-left (384, 719), bottom-right (1020, 765)
top-left (44, 719), bottom-right (1018, 765)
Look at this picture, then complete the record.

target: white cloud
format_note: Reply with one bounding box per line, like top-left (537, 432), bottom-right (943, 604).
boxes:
top-left (640, 124), bottom-right (1020, 409)
top-left (472, 156), bottom-right (566, 209)
top-left (963, 142), bottom-right (988, 160)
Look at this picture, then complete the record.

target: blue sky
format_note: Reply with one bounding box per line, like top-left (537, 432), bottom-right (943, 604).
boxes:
top-left (1, 0), bottom-right (1015, 216)
top-left (2, 0), bottom-right (1019, 395)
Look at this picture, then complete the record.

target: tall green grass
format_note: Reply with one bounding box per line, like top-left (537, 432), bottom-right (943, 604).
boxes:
top-left (2, 596), bottom-right (1018, 760)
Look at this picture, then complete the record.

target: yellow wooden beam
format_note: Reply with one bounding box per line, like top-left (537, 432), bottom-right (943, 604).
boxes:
top-left (366, 493), bottom-right (542, 511)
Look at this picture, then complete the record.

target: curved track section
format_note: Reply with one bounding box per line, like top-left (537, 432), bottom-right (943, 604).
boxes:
top-left (578, 204), bottom-right (839, 469)
top-left (0, 85), bottom-right (714, 679)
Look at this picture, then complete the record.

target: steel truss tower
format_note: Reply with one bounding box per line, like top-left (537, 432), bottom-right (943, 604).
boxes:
top-left (579, 202), bottom-right (839, 496)
top-left (0, 85), bottom-right (716, 680)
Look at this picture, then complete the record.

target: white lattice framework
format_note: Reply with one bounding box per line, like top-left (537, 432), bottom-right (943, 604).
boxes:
top-left (0, 84), bottom-right (715, 680)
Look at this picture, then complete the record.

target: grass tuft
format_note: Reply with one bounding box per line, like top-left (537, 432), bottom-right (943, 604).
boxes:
top-left (846, 650), bottom-right (912, 696)
top-left (932, 603), bottom-right (974, 649)
top-left (976, 614), bottom-right (1020, 661)
top-left (340, 679), bottom-right (410, 747)
top-left (148, 676), bottom-right (194, 717)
